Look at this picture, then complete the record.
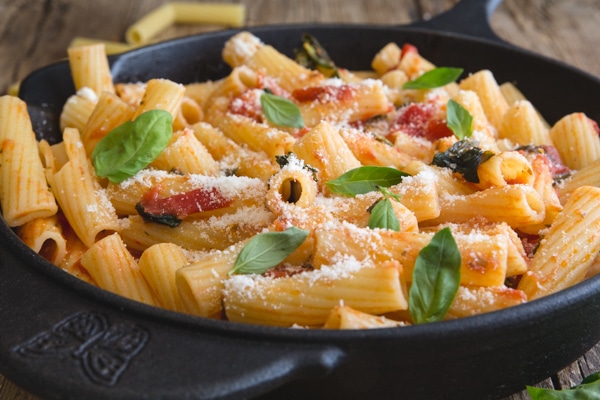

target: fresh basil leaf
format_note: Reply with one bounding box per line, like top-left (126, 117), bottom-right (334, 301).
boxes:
top-left (229, 227), bottom-right (309, 275)
top-left (581, 372), bottom-right (600, 385)
top-left (368, 198), bottom-right (400, 231)
top-left (431, 139), bottom-right (494, 183)
top-left (446, 99), bottom-right (473, 139)
top-left (260, 91), bottom-right (305, 129)
top-left (402, 67), bottom-right (463, 90)
top-left (92, 110), bottom-right (173, 183)
top-left (409, 227), bottom-right (461, 324)
top-left (326, 166), bottom-right (409, 196)
top-left (527, 372), bottom-right (600, 399)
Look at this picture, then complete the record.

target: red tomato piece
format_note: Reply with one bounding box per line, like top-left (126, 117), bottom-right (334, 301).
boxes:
top-left (138, 184), bottom-right (232, 219)
top-left (390, 102), bottom-right (452, 142)
top-left (292, 85), bottom-right (354, 103)
top-left (400, 43), bottom-right (418, 60)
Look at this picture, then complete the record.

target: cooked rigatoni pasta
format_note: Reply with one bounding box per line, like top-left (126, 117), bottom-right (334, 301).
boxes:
top-left (557, 158), bottom-right (600, 204)
top-left (499, 81), bottom-right (551, 129)
top-left (549, 112), bottom-right (600, 170)
top-left (138, 242), bottom-right (188, 312)
top-left (292, 121), bottom-right (361, 189)
top-left (50, 128), bottom-right (120, 247)
top-left (499, 100), bottom-right (552, 146)
top-left (223, 257), bottom-right (406, 327)
top-left (17, 215), bottom-right (67, 266)
top-left (173, 96), bottom-right (204, 130)
top-left (517, 186), bottom-right (600, 299)
top-left (133, 78), bottom-right (185, 119)
top-left (215, 112), bottom-right (296, 158)
top-left (446, 286), bottom-right (527, 319)
top-left (190, 121), bottom-right (279, 180)
top-left (297, 80), bottom-right (391, 127)
top-left (425, 185), bottom-right (545, 229)
top-left (150, 128), bottom-right (219, 175)
top-left (0, 96), bottom-right (57, 227)
top-left (80, 91), bottom-right (135, 156)
top-left (474, 151), bottom-right (534, 190)
top-left (451, 89), bottom-right (499, 152)
top-left (60, 88), bottom-right (98, 133)
top-left (67, 44), bottom-right (114, 96)
top-left (242, 44), bottom-right (324, 92)
top-left (340, 125), bottom-right (420, 167)
top-left (458, 69), bottom-right (508, 129)
top-left (371, 42), bottom-right (402, 76)
top-left (176, 241), bottom-right (246, 318)
top-left (121, 208), bottom-right (271, 253)
top-left (312, 222), bottom-right (511, 288)
top-left (267, 156), bottom-right (319, 209)
top-left (5, 31), bottom-right (600, 330)
top-left (81, 233), bottom-right (158, 306)
top-left (107, 170), bottom-right (268, 217)
top-left (324, 305), bottom-right (408, 329)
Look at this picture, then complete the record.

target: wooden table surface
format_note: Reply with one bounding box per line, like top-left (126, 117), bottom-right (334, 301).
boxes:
top-left (1, 0), bottom-right (600, 399)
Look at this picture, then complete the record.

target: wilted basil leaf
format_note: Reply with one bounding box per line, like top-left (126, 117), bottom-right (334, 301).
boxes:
top-left (446, 99), bottom-right (473, 139)
top-left (261, 91), bottom-right (305, 128)
top-left (92, 110), bottom-right (173, 183)
top-left (368, 198), bottom-right (401, 231)
top-left (402, 67), bottom-right (463, 90)
top-left (295, 33), bottom-right (339, 78)
top-left (135, 203), bottom-right (181, 227)
top-left (229, 227), bottom-right (309, 275)
top-left (409, 227), bottom-right (461, 324)
top-left (431, 139), bottom-right (494, 183)
top-left (326, 166), bottom-right (409, 196)
top-left (275, 152), bottom-right (319, 180)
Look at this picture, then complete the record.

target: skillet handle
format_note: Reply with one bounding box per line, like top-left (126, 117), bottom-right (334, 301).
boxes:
top-left (409, 0), bottom-right (505, 44)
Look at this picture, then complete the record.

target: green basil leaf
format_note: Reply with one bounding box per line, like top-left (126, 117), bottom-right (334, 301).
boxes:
top-left (92, 110), bottom-right (173, 183)
top-left (326, 166), bottom-right (409, 196)
top-left (229, 227), bottom-right (309, 275)
top-left (402, 67), bottom-right (463, 90)
top-left (260, 91), bottom-right (305, 128)
top-left (446, 99), bottom-right (473, 139)
top-left (527, 372), bottom-right (600, 399)
top-left (581, 372), bottom-right (600, 385)
top-left (368, 198), bottom-right (400, 231)
top-left (409, 227), bottom-right (461, 324)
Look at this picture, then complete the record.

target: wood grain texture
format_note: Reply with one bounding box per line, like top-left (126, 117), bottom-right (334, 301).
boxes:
top-left (0, 0), bottom-right (599, 399)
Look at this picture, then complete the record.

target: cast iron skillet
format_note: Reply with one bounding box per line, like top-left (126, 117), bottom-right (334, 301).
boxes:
top-left (4, 0), bottom-right (600, 399)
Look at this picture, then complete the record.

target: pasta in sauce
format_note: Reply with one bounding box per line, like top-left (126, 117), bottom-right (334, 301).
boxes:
top-left (2, 31), bottom-right (600, 329)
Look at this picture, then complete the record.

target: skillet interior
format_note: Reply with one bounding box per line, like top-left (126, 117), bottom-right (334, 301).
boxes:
top-left (6, 24), bottom-right (600, 400)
